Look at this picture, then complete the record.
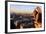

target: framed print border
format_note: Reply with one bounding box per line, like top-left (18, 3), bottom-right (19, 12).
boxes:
top-left (5, 1), bottom-right (45, 33)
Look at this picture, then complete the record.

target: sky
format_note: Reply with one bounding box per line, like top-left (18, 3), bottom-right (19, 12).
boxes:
top-left (10, 4), bottom-right (37, 14)
top-left (10, 4), bottom-right (36, 10)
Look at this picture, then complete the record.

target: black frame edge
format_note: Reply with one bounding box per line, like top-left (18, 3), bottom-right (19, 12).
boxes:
top-left (5, 1), bottom-right (7, 33)
top-left (6, 1), bottom-right (45, 4)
